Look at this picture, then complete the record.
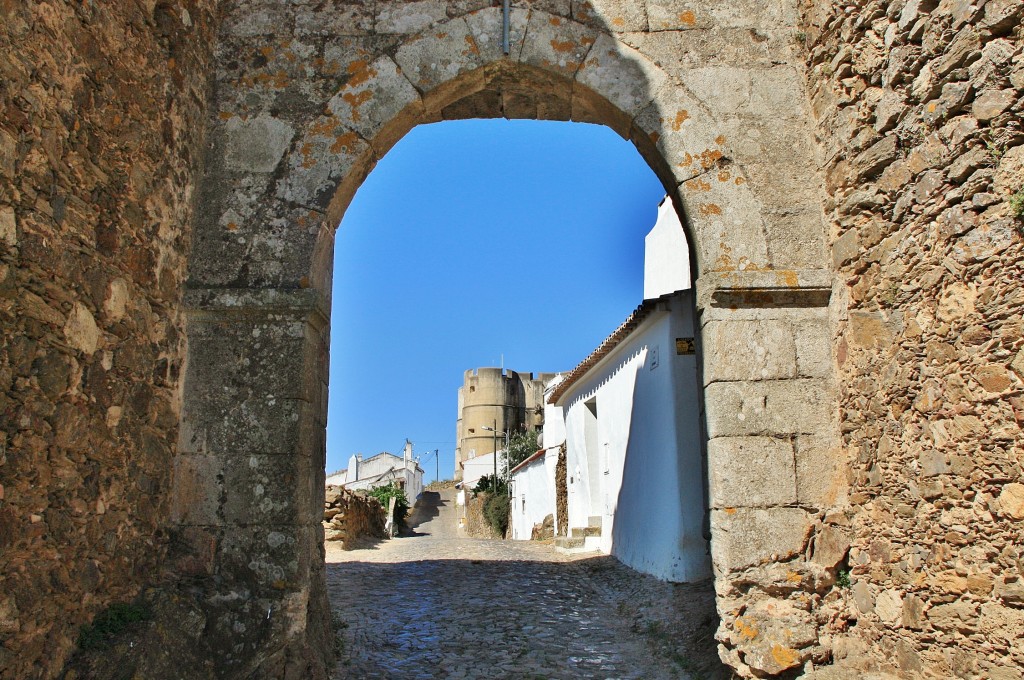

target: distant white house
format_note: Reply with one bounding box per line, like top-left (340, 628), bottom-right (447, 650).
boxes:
top-left (338, 439), bottom-right (424, 504)
top-left (461, 450), bottom-right (499, 492)
top-left (532, 195), bottom-right (711, 582)
top-left (509, 376), bottom-right (565, 540)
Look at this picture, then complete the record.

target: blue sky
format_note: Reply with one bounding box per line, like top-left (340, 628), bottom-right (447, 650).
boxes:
top-left (327, 118), bottom-right (665, 481)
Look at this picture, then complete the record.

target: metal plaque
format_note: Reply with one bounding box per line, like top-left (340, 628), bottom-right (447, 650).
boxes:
top-left (676, 337), bottom-right (696, 355)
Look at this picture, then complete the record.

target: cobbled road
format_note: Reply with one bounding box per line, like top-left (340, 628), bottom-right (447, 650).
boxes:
top-left (326, 489), bottom-right (727, 679)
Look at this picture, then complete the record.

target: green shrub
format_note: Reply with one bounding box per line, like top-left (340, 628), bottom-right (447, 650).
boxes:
top-left (368, 482), bottom-right (410, 525)
top-left (837, 568), bottom-right (851, 589)
top-left (473, 474), bottom-right (508, 495)
top-left (1009, 188), bottom-right (1024, 219)
top-left (483, 491), bottom-right (510, 537)
top-left (78, 602), bottom-right (152, 651)
top-left (503, 429), bottom-right (540, 471)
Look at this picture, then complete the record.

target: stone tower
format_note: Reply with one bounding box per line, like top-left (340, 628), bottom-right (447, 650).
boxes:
top-left (454, 368), bottom-right (557, 480)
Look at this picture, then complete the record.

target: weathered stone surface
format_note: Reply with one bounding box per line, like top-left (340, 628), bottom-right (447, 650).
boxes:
top-left (972, 89), bottom-right (1016, 121)
top-left (327, 56), bottom-right (422, 145)
top-left (520, 12), bottom-right (598, 79)
top-left (632, 86), bottom-right (725, 184)
top-left (805, 0), bottom-right (1024, 673)
top-left (0, 206), bottom-right (15, 246)
top-left (703, 319), bottom-right (798, 383)
top-left (704, 379), bottom-right (831, 438)
top-left (322, 486), bottom-right (385, 547)
top-left (811, 525), bottom-right (850, 568)
top-left (681, 168), bottom-right (771, 274)
top-left (708, 436), bottom-right (797, 508)
top-left (464, 7), bottom-right (530, 62)
top-left (710, 507), bottom-right (814, 572)
top-left (572, 0), bottom-right (647, 32)
top-left (376, 0), bottom-right (448, 34)
top-left (997, 483), bottom-right (1024, 520)
top-left (574, 33), bottom-right (666, 132)
top-left (0, 3), bottom-right (218, 676)
top-left (728, 600), bottom-right (817, 675)
top-left (62, 302), bottom-right (100, 355)
top-left (224, 114), bottom-right (294, 174)
top-left (394, 17), bottom-right (482, 94)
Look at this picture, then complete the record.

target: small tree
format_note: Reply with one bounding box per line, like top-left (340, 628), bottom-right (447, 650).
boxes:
top-left (502, 429), bottom-right (539, 473)
top-left (367, 482), bottom-right (410, 527)
top-left (473, 474), bottom-right (508, 495)
top-left (483, 492), bottom-right (510, 537)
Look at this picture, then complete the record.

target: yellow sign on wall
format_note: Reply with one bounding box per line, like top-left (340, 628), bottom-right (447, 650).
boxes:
top-left (676, 338), bottom-right (695, 355)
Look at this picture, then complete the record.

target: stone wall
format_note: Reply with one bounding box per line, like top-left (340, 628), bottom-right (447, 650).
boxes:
top-left (323, 486), bottom-right (386, 547)
top-left (0, 3), bottom-right (215, 677)
top-left (5, 0), bottom-right (1019, 677)
top-left (463, 492), bottom-right (505, 539)
top-left (802, 0), bottom-right (1024, 676)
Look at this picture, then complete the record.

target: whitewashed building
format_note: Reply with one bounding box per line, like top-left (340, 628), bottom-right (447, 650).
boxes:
top-left (539, 196), bottom-right (711, 582)
top-left (549, 291), bottom-right (710, 582)
top-left (340, 439), bottom-right (424, 503)
top-left (509, 376), bottom-right (565, 540)
top-left (461, 450), bottom-right (499, 492)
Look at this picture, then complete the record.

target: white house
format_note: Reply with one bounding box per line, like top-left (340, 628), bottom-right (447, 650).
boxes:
top-left (509, 376), bottom-right (565, 540)
top-left (535, 195), bottom-right (711, 582)
top-left (549, 290), bottom-right (710, 582)
top-left (340, 439), bottom-right (424, 503)
top-left (324, 469), bottom-right (347, 486)
top-left (643, 196), bottom-right (691, 300)
top-left (461, 450), bottom-right (499, 492)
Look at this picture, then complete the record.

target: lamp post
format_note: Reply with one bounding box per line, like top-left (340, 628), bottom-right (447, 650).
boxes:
top-left (482, 421), bottom-right (498, 490)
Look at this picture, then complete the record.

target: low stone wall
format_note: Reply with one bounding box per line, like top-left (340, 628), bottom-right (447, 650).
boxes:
top-left (463, 493), bottom-right (503, 539)
top-left (323, 486), bottom-right (385, 549)
top-left (426, 479), bottom-right (456, 491)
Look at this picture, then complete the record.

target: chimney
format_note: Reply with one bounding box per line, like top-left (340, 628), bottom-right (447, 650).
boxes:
top-left (404, 439), bottom-right (413, 466)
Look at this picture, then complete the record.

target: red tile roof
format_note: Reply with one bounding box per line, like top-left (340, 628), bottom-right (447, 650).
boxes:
top-left (547, 291), bottom-right (684, 405)
top-left (509, 448), bottom-right (547, 475)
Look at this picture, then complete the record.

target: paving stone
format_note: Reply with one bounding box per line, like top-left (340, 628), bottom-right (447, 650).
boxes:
top-left (327, 489), bottom-right (727, 678)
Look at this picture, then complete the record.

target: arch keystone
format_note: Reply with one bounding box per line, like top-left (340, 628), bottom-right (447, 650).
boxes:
top-left (465, 7), bottom-right (530, 62)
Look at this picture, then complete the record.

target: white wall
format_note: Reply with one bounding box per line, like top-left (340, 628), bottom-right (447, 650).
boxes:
top-left (343, 451), bottom-right (423, 503)
top-left (559, 292), bottom-right (709, 582)
top-left (541, 375), bottom-right (566, 450)
top-left (509, 449), bottom-right (558, 540)
top-left (461, 451), bottom-right (497, 492)
top-left (643, 197), bottom-right (691, 300)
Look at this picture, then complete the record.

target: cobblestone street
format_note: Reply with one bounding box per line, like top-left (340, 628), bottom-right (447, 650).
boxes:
top-left (326, 490), bottom-right (727, 679)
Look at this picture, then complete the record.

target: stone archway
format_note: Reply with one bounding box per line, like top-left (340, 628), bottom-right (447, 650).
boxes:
top-left (174, 3), bottom-right (843, 677)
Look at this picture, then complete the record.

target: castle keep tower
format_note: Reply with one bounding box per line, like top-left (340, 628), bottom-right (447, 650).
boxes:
top-left (454, 368), bottom-right (557, 480)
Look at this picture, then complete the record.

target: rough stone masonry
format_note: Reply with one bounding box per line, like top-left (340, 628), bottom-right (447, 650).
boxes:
top-left (0, 0), bottom-right (1021, 678)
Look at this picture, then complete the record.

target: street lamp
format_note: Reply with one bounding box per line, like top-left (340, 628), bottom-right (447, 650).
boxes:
top-left (482, 421), bottom-right (498, 490)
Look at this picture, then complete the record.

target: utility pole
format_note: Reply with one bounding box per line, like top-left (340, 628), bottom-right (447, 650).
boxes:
top-left (483, 420), bottom-right (497, 489)
top-left (434, 448), bottom-right (438, 484)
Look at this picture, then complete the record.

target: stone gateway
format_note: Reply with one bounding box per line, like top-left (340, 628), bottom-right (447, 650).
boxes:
top-left (0, 1), bottom-right (1021, 678)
